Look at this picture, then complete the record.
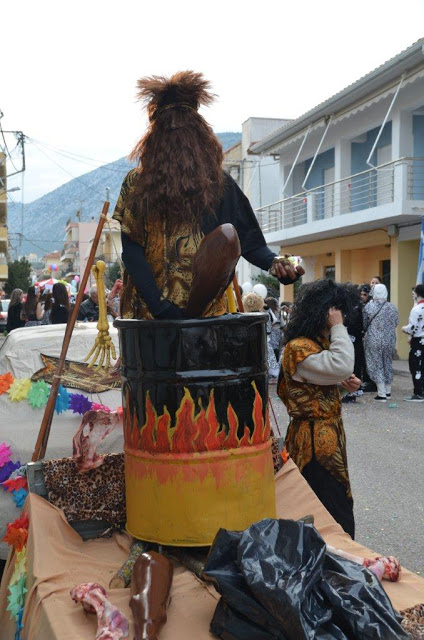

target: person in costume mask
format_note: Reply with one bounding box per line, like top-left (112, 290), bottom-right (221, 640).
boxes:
top-left (112, 71), bottom-right (304, 319)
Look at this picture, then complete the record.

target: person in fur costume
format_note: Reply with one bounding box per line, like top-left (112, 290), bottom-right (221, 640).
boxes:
top-left (112, 71), bottom-right (304, 319)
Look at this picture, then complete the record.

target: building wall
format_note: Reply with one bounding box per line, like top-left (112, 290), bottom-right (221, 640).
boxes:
top-left (390, 237), bottom-right (421, 358)
top-left (351, 122), bottom-right (392, 174)
top-left (242, 117), bottom-right (289, 209)
top-left (304, 148), bottom-right (335, 190)
top-left (278, 229), bottom-right (418, 358)
top-left (413, 114), bottom-right (424, 156)
top-left (78, 222), bottom-right (97, 277)
top-left (233, 118), bottom-right (289, 286)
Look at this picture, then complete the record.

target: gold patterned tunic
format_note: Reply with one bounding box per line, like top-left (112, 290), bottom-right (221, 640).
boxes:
top-left (112, 169), bottom-right (226, 319)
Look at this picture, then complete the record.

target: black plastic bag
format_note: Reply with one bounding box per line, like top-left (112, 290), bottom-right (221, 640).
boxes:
top-left (203, 519), bottom-right (410, 639)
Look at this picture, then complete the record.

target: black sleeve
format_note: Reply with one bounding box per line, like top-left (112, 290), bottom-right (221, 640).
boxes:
top-left (214, 173), bottom-right (268, 255)
top-left (121, 233), bottom-right (186, 319)
top-left (243, 245), bottom-right (276, 271)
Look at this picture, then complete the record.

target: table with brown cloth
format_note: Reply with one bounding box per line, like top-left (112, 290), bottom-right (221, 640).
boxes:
top-left (1, 459), bottom-right (423, 639)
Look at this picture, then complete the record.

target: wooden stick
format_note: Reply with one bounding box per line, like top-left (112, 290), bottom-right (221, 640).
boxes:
top-left (232, 275), bottom-right (244, 312)
top-left (32, 202), bottom-right (110, 462)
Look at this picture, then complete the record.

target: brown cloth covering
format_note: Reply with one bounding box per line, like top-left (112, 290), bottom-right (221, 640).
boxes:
top-left (1, 459), bottom-right (424, 639)
top-left (31, 354), bottom-right (121, 393)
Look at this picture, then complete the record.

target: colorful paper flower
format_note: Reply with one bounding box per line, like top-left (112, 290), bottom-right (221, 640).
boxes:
top-left (0, 460), bottom-right (21, 484)
top-left (7, 379), bottom-right (32, 402)
top-left (12, 489), bottom-right (28, 509)
top-left (0, 372), bottom-right (14, 395)
top-left (2, 527), bottom-right (28, 552)
top-left (27, 380), bottom-right (50, 409)
top-left (55, 385), bottom-right (70, 414)
top-left (7, 593), bottom-right (22, 620)
top-left (9, 466), bottom-right (27, 480)
top-left (1, 476), bottom-right (28, 493)
top-left (7, 575), bottom-right (27, 618)
top-left (8, 513), bottom-right (29, 531)
top-left (0, 442), bottom-right (12, 467)
top-left (69, 393), bottom-right (93, 415)
top-left (14, 608), bottom-right (24, 639)
top-left (91, 402), bottom-right (111, 413)
top-left (10, 549), bottom-right (27, 585)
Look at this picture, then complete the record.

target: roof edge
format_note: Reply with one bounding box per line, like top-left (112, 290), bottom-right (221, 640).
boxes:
top-left (251, 39), bottom-right (424, 154)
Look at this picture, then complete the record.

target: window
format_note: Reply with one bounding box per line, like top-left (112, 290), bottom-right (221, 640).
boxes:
top-left (324, 266), bottom-right (335, 280)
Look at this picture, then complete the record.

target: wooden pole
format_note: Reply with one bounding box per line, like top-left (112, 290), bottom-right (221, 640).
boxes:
top-left (232, 275), bottom-right (244, 312)
top-left (32, 201), bottom-right (110, 461)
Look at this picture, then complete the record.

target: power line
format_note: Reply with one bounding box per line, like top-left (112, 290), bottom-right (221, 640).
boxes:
top-left (29, 137), bottom-right (131, 169)
top-left (29, 138), bottom-right (132, 174)
top-left (29, 140), bottom-right (116, 201)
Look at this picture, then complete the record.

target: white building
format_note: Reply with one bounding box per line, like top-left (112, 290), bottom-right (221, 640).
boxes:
top-left (223, 117), bottom-right (289, 286)
top-left (249, 38), bottom-right (424, 357)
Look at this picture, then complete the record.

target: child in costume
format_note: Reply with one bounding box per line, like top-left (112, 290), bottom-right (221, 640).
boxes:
top-left (277, 279), bottom-right (361, 538)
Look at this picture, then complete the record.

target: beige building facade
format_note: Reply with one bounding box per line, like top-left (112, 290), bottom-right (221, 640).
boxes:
top-left (250, 40), bottom-right (424, 358)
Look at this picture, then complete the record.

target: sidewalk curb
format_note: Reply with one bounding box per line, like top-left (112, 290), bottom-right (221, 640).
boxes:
top-left (393, 369), bottom-right (410, 378)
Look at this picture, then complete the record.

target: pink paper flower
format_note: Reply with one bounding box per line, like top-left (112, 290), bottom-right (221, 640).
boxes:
top-left (0, 442), bottom-right (12, 467)
top-left (91, 403), bottom-right (111, 413)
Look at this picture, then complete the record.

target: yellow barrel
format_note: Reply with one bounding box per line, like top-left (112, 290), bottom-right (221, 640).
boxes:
top-left (115, 314), bottom-right (276, 546)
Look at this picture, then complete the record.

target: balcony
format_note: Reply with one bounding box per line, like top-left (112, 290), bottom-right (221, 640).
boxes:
top-left (0, 226), bottom-right (7, 253)
top-left (255, 157), bottom-right (424, 245)
top-left (61, 241), bottom-right (78, 262)
top-left (0, 254), bottom-right (7, 280)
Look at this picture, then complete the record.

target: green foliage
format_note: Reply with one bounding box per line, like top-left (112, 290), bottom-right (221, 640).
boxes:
top-left (252, 272), bottom-right (280, 298)
top-left (106, 261), bottom-right (122, 288)
top-left (4, 257), bottom-right (32, 295)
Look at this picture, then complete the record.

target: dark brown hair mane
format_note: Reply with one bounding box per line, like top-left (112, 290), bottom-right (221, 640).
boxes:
top-left (125, 71), bottom-right (224, 233)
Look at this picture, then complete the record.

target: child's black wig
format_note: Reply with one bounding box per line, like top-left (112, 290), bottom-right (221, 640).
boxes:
top-left (283, 278), bottom-right (360, 344)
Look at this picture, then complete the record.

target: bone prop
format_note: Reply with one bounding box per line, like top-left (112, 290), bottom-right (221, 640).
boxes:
top-left (326, 545), bottom-right (401, 582)
top-left (85, 260), bottom-right (117, 370)
top-left (109, 541), bottom-right (150, 589)
top-left (71, 582), bottom-right (129, 640)
top-left (130, 551), bottom-right (173, 640)
top-left (73, 409), bottom-right (122, 473)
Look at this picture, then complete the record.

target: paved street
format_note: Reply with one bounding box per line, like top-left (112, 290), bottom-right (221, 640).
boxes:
top-left (269, 365), bottom-right (424, 575)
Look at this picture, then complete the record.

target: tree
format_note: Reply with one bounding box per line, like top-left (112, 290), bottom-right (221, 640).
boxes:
top-left (106, 261), bottom-right (122, 289)
top-left (4, 258), bottom-right (32, 296)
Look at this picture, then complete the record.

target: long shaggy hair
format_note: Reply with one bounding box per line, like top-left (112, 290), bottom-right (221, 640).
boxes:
top-left (22, 286), bottom-right (38, 318)
top-left (126, 71), bottom-right (224, 233)
top-left (283, 279), bottom-right (360, 344)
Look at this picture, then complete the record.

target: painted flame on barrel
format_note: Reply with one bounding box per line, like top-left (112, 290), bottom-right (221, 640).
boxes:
top-left (124, 382), bottom-right (270, 453)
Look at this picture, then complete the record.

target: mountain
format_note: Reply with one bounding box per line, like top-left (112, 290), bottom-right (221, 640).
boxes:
top-left (7, 132), bottom-right (242, 258)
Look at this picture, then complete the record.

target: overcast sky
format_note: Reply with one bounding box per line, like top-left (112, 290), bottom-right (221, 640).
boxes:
top-left (2, 0), bottom-right (424, 202)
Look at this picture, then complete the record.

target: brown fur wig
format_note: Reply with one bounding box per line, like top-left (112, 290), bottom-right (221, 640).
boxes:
top-left (126, 71), bottom-right (224, 233)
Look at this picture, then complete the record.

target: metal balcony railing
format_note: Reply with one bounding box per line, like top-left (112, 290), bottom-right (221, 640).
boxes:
top-left (61, 241), bottom-right (78, 259)
top-left (408, 158), bottom-right (424, 200)
top-left (255, 157), bottom-right (424, 234)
